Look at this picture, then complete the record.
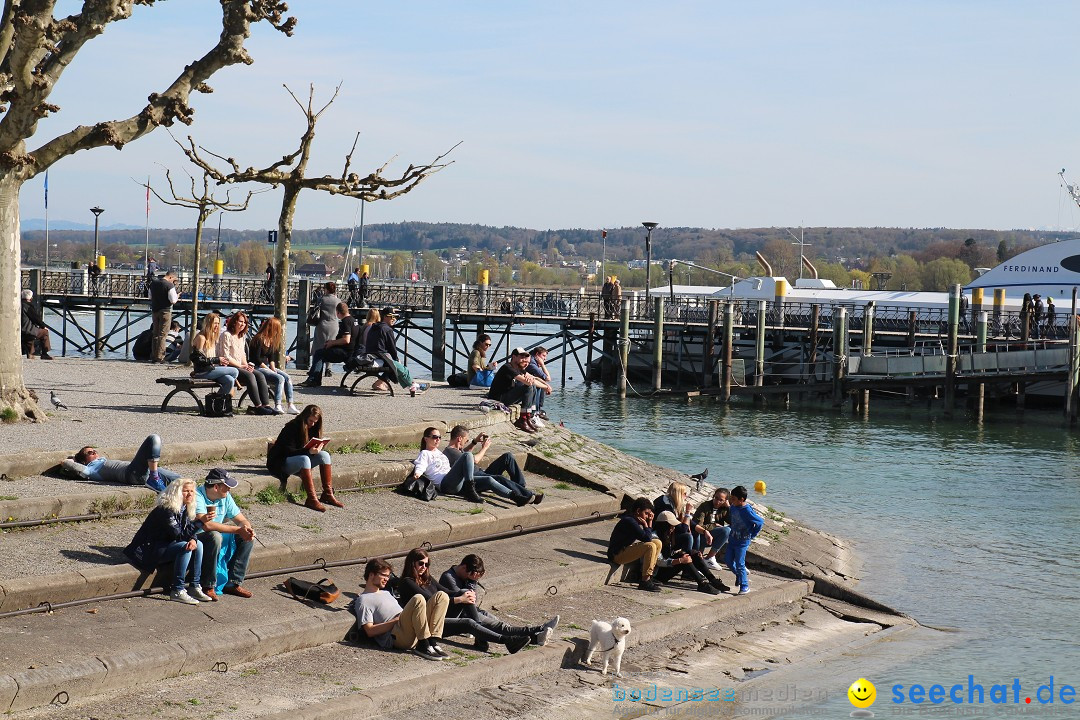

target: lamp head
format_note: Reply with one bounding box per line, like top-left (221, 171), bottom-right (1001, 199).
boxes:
top-left (90, 206), bottom-right (104, 217)
top-left (642, 221), bottom-right (658, 230)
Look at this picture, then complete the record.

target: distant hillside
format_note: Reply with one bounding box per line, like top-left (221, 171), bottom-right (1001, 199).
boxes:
top-left (22, 218), bottom-right (143, 231)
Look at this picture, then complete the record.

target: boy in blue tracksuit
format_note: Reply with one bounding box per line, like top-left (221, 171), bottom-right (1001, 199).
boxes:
top-left (725, 485), bottom-right (763, 595)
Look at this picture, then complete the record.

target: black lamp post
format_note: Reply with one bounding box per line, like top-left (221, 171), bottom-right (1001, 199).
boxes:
top-left (90, 206), bottom-right (104, 267)
top-left (642, 221), bottom-right (658, 292)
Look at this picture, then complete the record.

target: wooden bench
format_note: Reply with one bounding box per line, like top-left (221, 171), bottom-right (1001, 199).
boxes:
top-left (156, 377), bottom-right (249, 413)
top-left (339, 366), bottom-right (395, 396)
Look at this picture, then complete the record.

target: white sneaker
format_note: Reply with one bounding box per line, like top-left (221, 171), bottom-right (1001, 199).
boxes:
top-left (535, 627), bottom-right (553, 646)
top-left (170, 589), bottom-right (199, 605)
top-left (286, 404), bottom-right (300, 414)
top-left (274, 404), bottom-right (283, 414)
top-left (530, 415), bottom-right (546, 429)
top-left (704, 556), bottom-right (722, 571)
top-left (188, 586), bottom-right (213, 602)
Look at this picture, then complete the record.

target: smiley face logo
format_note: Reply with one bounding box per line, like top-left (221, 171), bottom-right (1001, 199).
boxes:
top-left (848, 678), bottom-right (876, 709)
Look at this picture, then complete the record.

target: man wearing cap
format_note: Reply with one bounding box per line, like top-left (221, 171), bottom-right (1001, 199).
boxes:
top-left (195, 469), bottom-right (256, 600)
top-left (487, 348), bottom-right (550, 432)
top-left (367, 307), bottom-right (401, 391)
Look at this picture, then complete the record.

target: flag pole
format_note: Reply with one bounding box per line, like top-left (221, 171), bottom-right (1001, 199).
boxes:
top-left (144, 175), bottom-right (150, 272)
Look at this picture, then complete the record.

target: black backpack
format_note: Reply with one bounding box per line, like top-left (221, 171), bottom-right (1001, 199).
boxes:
top-left (132, 329), bottom-right (153, 362)
top-left (203, 391), bottom-right (233, 418)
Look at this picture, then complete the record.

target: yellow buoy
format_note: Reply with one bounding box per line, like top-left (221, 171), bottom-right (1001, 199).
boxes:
top-left (754, 480), bottom-right (767, 495)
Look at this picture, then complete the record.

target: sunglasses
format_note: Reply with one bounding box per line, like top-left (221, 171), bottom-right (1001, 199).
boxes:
top-left (416, 561), bottom-right (429, 567)
top-left (426, 435), bottom-right (442, 441)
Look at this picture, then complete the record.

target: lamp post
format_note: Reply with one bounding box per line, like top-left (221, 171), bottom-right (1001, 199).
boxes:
top-left (642, 221), bottom-right (658, 292)
top-left (90, 206), bottom-right (104, 266)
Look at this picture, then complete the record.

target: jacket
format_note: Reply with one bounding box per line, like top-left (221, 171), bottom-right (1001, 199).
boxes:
top-left (267, 415), bottom-right (313, 481)
top-left (123, 505), bottom-right (199, 571)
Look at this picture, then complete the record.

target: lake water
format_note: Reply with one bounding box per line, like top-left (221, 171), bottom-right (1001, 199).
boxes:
top-left (542, 388), bottom-right (1080, 718)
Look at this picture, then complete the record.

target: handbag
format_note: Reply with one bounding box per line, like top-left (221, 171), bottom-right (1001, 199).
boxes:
top-left (203, 391), bottom-right (233, 418)
top-left (306, 304), bottom-right (321, 325)
top-left (474, 368), bottom-right (495, 387)
top-left (285, 576), bottom-right (341, 604)
top-left (398, 470), bottom-right (438, 501)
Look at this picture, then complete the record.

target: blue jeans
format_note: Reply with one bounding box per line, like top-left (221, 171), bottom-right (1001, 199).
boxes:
top-left (199, 530), bottom-right (254, 588)
top-left (124, 435), bottom-right (180, 486)
top-left (194, 365), bottom-right (239, 394)
top-left (484, 453), bottom-right (527, 490)
top-left (694, 525), bottom-right (730, 556)
top-left (725, 538), bottom-right (751, 590)
top-left (282, 451), bottom-right (332, 477)
top-left (161, 539), bottom-right (203, 591)
top-left (439, 453), bottom-right (517, 499)
top-left (257, 368), bottom-right (293, 405)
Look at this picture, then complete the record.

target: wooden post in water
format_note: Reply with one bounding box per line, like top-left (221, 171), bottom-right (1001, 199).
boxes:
top-left (296, 278), bottom-right (312, 370)
top-left (975, 311), bottom-right (987, 422)
top-left (94, 305), bottom-right (104, 358)
top-left (702, 300), bottom-right (719, 388)
top-left (945, 284), bottom-right (960, 418)
top-left (431, 284), bottom-right (447, 381)
top-left (561, 328), bottom-right (568, 388)
top-left (755, 299), bottom-right (766, 388)
top-left (652, 297), bottom-right (664, 392)
top-left (906, 309), bottom-right (917, 405)
top-left (993, 289), bottom-right (1005, 338)
top-left (1068, 288), bottom-right (1079, 424)
top-left (832, 306), bottom-right (847, 407)
top-left (586, 313), bottom-right (596, 384)
top-left (808, 304), bottom-right (820, 383)
top-left (619, 303), bottom-right (630, 398)
top-left (721, 302), bottom-right (734, 402)
top-left (860, 301), bottom-right (875, 414)
top-left (972, 288), bottom-right (983, 332)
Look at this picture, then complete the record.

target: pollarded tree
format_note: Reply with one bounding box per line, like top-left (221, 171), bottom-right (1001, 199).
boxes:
top-left (180, 84), bottom-right (458, 337)
top-left (0, 1), bottom-right (296, 421)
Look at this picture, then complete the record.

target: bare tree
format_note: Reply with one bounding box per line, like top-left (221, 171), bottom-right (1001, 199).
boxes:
top-left (0, 1), bottom-right (295, 421)
top-left (141, 156), bottom-right (263, 361)
top-left (181, 84), bottom-right (458, 336)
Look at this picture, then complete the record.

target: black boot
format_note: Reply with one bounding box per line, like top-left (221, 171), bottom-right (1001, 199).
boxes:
top-left (512, 491), bottom-right (531, 507)
top-left (462, 479), bottom-right (484, 504)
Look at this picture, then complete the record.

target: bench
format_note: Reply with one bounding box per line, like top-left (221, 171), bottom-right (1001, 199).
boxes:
top-left (156, 377), bottom-right (249, 413)
top-left (339, 366), bottom-right (395, 396)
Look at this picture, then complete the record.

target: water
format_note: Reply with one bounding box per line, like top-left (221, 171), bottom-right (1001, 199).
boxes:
top-left (541, 388), bottom-right (1080, 717)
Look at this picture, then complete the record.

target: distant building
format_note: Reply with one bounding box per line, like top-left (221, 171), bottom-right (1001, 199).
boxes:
top-left (296, 263), bottom-right (332, 278)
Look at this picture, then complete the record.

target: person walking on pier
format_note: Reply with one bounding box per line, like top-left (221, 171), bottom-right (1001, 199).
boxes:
top-left (358, 271), bottom-right (369, 308)
top-left (1046, 297), bottom-right (1057, 338)
top-left (149, 270), bottom-right (178, 363)
top-left (1032, 294), bottom-right (1044, 339)
top-left (347, 267), bottom-right (360, 305)
top-left (602, 277), bottom-right (614, 319)
top-left (725, 485), bottom-right (763, 595)
top-left (262, 262), bottom-right (275, 302)
top-left (607, 497), bottom-right (664, 593)
top-left (611, 278), bottom-right (622, 317)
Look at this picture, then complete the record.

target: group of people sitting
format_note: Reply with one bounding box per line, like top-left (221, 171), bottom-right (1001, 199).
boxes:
top-left (606, 482), bottom-right (764, 597)
top-left (300, 304), bottom-right (400, 391)
top-left (351, 552), bottom-right (559, 661)
top-left (469, 336), bottom-right (553, 433)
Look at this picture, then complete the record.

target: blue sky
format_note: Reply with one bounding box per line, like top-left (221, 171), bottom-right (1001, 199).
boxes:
top-left (20, 1), bottom-right (1080, 232)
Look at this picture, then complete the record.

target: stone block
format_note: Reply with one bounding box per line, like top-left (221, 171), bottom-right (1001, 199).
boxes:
top-left (0, 573), bottom-right (87, 613)
top-left (178, 627), bottom-right (260, 675)
top-left (343, 527), bottom-right (404, 559)
top-left (8, 657), bottom-right (107, 712)
top-left (251, 613), bottom-right (354, 656)
top-left (285, 536), bottom-right (353, 567)
top-left (98, 643), bottom-right (189, 693)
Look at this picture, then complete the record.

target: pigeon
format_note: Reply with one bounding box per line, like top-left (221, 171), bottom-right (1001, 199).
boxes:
top-left (50, 391), bottom-right (69, 410)
top-left (690, 467), bottom-right (708, 491)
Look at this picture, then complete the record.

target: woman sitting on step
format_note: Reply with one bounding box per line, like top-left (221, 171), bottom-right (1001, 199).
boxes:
top-left (651, 510), bottom-right (730, 595)
top-left (266, 404), bottom-right (342, 512)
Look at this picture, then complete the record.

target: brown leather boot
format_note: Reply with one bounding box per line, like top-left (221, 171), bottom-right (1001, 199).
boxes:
top-left (300, 470), bottom-right (325, 512)
top-left (319, 465), bottom-right (344, 508)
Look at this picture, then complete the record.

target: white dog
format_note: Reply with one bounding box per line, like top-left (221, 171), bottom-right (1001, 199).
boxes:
top-left (583, 616), bottom-right (632, 677)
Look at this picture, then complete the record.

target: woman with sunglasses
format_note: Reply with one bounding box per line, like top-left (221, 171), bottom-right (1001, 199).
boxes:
top-left (399, 548), bottom-right (538, 654)
top-left (468, 334), bottom-right (497, 385)
top-left (411, 427), bottom-right (527, 505)
top-left (217, 311), bottom-right (276, 415)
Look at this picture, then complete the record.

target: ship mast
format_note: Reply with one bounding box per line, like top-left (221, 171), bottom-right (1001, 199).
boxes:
top-left (1059, 168), bottom-right (1080, 211)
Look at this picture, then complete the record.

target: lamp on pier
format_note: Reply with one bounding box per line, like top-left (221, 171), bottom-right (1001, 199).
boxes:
top-left (642, 221), bottom-right (658, 292)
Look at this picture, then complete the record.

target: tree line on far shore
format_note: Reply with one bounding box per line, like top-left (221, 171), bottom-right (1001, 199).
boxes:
top-left (20, 223), bottom-right (1079, 291)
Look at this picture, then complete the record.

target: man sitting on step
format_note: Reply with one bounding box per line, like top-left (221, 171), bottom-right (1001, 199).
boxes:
top-left (195, 468), bottom-right (256, 601)
top-left (442, 425), bottom-right (544, 505)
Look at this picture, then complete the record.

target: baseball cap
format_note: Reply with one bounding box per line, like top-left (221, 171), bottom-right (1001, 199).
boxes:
top-left (512, 347), bottom-right (529, 356)
top-left (205, 468), bottom-right (238, 488)
top-left (381, 306), bottom-right (399, 318)
top-left (654, 510), bottom-right (679, 526)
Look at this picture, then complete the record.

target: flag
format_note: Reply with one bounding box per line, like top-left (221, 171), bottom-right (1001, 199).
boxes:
top-left (602, 229), bottom-right (607, 238)
top-left (43, 171), bottom-right (48, 210)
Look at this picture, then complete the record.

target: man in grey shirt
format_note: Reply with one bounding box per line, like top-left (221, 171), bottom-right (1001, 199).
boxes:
top-left (352, 558), bottom-right (449, 661)
top-left (62, 434), bottom-right (179, 492)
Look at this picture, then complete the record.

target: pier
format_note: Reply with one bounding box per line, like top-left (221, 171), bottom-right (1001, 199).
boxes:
top-left (21, 269), bottom-right (1080, 421)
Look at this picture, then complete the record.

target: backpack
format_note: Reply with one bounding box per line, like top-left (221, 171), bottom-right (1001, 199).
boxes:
top-left (398, 469), bottom-right (438, 501)
top-left (203, 391), bottom-right (233, 418)
top-left (132, 329), bottom-right (153, 362)
top-left (284, 577), bottom-right (341, 604)
top-left (447, 371), bottom-right (469, 388)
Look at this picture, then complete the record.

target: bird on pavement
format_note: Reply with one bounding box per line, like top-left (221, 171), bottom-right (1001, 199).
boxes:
top-left (50, 391), bottom-right (69, 410)
top-left (690, 468), bottom-right (708, 491)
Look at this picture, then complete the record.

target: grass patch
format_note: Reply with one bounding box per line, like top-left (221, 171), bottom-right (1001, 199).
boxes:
top-left (265, 523), bottom-right (282, 530)
top-left (88, 495), bottom-right (130, 515)
top-left (0, 407), bottom-right (18, 424)
top-left (221, 453), bottom-right (237, 462)
top-left (362, 439), bottom-right (385, 453)
top-left (254, 486), bottom-right (289, 505)
top-left (337, 444), bottom-right (358, 454)
top-left (299, 523), bottom-right (322, 532)
top-left (566, 622), bottom-right (583, 630)
top-left (467, 507), bottom-right (484, 515)
top-left (0, 495), bottom-right (17, 501)
top-left (239, 668), bottom-right (259, 677)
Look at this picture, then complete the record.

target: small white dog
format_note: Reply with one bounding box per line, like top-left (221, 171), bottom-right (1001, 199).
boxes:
top-left (583, 616), bottom-right (632, 677)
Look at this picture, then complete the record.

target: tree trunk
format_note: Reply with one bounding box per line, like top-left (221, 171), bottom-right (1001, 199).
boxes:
top-left (273, 185), bottom-right (301, 364)
top-left (0, 173), bottom-right (46, 422)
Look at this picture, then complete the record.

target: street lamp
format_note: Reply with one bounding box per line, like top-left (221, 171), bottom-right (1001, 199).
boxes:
top-left (90, 206), bottom-right (104, 267)
top-left (642, 221), bottom-right (658, 292)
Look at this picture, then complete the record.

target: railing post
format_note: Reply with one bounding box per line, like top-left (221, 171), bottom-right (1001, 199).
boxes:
top-left (976, 310), bottom-right (987, 422)
top-left (755, 299), bottom-right (766, 388)
top-left (94, 305), bottom-right (105, 359)
top-left (296, 278), bottom-right (312, 371)
top-left (619, 303), bottom-right (630, 398)
top-left (945, 284), bottom-right (959, 418)
top-left (652, 297), bottom-right (664, 392)
top-left (702, 300), bottom-right (719, 388)
top-left (431, 285), bottom-right (447, 381)
top-left (833, 306), bottom-right (847, 407)
top-left (860, 301), bottom-right (875, 413)
top-left (721, 302), bottom-right (733, 403)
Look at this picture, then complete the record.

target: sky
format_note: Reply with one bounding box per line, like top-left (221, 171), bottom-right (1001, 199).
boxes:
top-left (18, 1), bottom-right (1080, 233)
